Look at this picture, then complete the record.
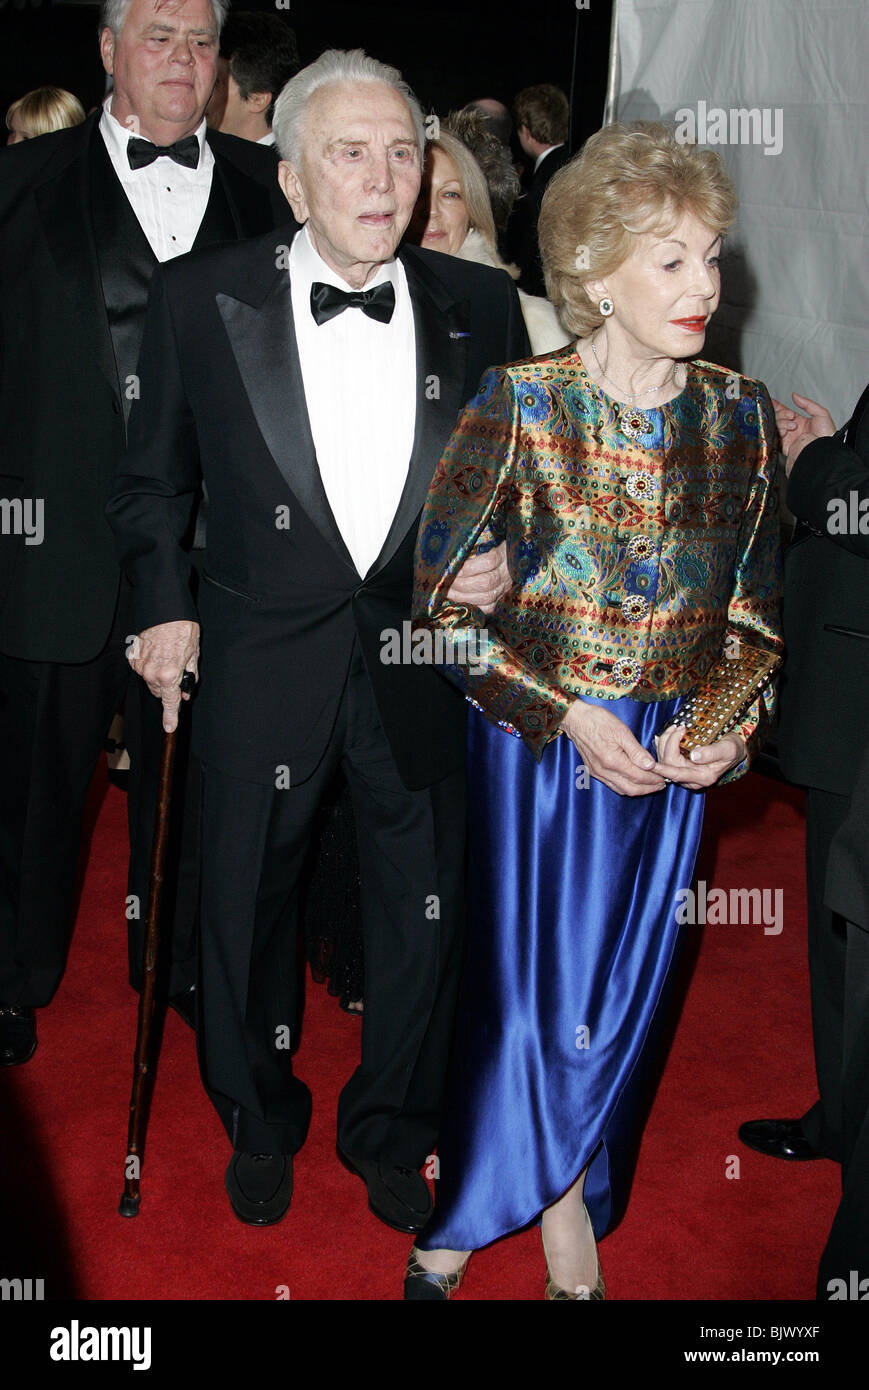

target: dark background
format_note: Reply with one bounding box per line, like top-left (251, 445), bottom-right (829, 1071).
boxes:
top-left (0, 0), bottom-right (613, 151)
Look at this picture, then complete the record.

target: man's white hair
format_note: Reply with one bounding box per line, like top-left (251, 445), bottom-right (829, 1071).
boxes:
top-left (272, 48), bottom-right (426, 167)
top-left (99, 0), bottom-right (229, 39)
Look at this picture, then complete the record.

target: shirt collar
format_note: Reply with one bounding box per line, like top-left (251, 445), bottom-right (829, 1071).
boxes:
top-left (534, 142), bottom-right (564, 173)
top-left (100, 93), bottom-right (208, 168)
top-left (292, 223), bottom-right (397, 294)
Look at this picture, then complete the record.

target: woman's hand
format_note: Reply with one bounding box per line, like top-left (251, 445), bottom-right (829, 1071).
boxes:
top-left (654, 725), bottom-right (746, 790)
top-left (771, 392), bottom-right (835, 476)
top-left (560, 700), bottom-right (668, 796)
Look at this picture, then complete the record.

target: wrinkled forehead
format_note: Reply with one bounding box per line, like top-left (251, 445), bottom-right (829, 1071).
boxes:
top-left (302, 80), bottom-right (419, 154)
top-left (118, 0), bottom-right (218, 38)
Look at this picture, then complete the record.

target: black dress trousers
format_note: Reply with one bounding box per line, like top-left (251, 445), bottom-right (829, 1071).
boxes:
top-left (800, 788), bottom-right (851, 1165)
top-left (0, 590), bottom-right (131, 1006)
top-left (197, 643), bottom-right (466, 1162)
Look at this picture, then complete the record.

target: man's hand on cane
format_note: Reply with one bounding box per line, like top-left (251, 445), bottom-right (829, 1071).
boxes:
top-left (128, 620), bottom-right (200, 733)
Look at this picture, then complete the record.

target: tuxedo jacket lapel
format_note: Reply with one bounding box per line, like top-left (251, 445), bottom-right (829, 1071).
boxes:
top-left (215, 252), bottom-right (357, 573)
top-left (366, 247), bottom-right (469, 577)
top-left (215, 239), bottom-right (470, 582)
top-left (35, 115), bottom-right (121, 403)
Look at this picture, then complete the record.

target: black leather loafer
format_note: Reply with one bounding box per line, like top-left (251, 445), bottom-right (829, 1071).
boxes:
top-left (738, 1117), bottom-right (823, 1161)
top-left (337, 1148), bottom-right (433, 1233)
top-left (0, 1005), bottom-right (37, 1066)
top-left (225, 1152), bottom-right (293, 1225)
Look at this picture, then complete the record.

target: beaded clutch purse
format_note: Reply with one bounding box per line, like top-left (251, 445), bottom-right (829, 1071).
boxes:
top-left (661, 642), bottom-right (782, 754)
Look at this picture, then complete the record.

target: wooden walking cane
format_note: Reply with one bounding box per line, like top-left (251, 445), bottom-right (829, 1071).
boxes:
top-left (119, 669), bottom-right (196, 1218)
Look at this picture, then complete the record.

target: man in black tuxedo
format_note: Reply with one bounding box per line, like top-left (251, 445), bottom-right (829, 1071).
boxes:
top-left (507, 84), bottom-right (570, 297)
top-left (108, 48), bottom-right (529, 1232)
top-left (0, 0), bottom-right (289, 1066)
top-left (739, 383), bottom-right (869, 1297)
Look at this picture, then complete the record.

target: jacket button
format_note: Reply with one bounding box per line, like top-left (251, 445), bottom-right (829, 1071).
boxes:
top-left (626, 473), bottom-right (655, 501)
top-left (621, 594), bottom-right (649, 621)
top-left (112, 398), bottom-right (121, 415)
top-left (612, 656), bottom-right (641, 687)
top-left (627, 535), bottom-right (655, 561)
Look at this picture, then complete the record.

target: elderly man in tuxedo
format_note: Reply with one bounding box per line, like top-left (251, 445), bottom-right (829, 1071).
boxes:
top-left (107, 48), bottom-right (528, 1231)
top-left (0, 0), bottom-right (290, 1067)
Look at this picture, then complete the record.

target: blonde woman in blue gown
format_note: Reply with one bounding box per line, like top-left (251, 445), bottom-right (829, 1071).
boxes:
top-left (405, 123), bottom-right (783, 1300)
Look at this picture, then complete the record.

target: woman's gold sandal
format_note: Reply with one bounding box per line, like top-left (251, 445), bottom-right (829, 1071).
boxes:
top-left (544, 1265), bottom-right (606, 1300)
top-left (403, 1247), bottom-right (470, 1300)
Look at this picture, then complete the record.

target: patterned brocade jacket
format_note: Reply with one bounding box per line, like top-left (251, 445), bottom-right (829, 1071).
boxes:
top-left (412, 347), bottom-right (783, 781)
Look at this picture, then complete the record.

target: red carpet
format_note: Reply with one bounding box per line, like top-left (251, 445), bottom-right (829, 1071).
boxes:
top-left (0, 765), bottom-right (840, 1300)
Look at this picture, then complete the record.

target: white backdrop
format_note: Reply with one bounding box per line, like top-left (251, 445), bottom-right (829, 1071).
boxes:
top-left (611, 0), bottom-right (869, 428)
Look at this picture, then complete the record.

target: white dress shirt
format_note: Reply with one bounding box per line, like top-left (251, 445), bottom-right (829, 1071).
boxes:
top-left (99, 96), bottom-right (214, 262)
top-left (256, 130), bottom-right (276, 147)
top-left (289, 225), bottom-right (417, 578)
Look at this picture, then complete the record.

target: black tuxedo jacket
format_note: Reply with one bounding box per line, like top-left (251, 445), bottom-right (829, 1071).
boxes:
top-left (777, 382), bottom-right (869, 797)
top-left (0, 110), bottom-right (289, 664)
top-left (507, 143), bottom-right (571, 297)
top-left (107, 227), bottom-right (529, 790)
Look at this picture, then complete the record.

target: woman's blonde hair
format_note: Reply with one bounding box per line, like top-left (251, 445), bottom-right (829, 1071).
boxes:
top-left (6, 87), bottom-right (86, 139)
top-left (426, 131), bottom-right (501, 263)
top-left (538, 121), bottom-right (738, 337)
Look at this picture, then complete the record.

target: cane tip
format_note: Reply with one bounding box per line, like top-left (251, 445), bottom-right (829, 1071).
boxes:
top-left (118, 1193), bottom-right (141, 1218)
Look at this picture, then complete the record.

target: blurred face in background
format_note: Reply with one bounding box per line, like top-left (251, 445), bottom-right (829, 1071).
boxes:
top-left (207, 62), bottom-right (271, 138)
top-left (410, 146), bottom-right (470, 256)
top-left (204, 54), bottom-right (230, 127)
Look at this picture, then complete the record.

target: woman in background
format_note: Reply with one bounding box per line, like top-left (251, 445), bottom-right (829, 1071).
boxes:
top-left (408, 128), bottom-right (570, 355)
top-left (5, 87), bottom-right (85, 144)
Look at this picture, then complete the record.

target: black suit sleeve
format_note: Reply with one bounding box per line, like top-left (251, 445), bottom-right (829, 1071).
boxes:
top-left (787, 392), bottom-right (869, 558)
top-left (106, 263), bottom-right (201, 634)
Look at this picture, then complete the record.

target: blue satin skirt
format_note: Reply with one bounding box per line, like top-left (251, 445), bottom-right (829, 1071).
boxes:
top-left (418, 694), bottom-right (705, 1252)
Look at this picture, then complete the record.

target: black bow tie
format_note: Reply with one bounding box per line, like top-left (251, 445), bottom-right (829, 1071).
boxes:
top-left (127, 135), bottom-right (200, 170)
top-left (310, 280), bottom-right (395, 326)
